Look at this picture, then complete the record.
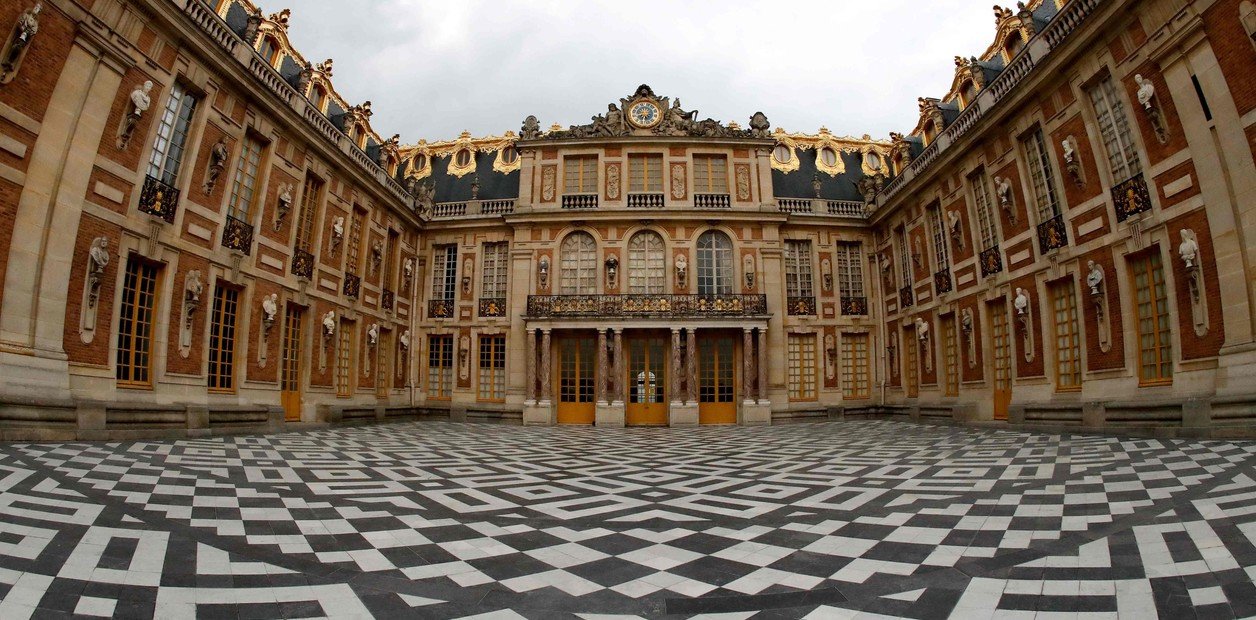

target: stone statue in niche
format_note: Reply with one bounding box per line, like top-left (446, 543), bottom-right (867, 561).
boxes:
top-left (821, 258), bottom-right (833, 292)
top-left (1178, 228), bottom-right (1199, 270)
top-left (330, 216), bottom-right (344, 251)
top-left (86, 237), bottom-right (110, 308)
top-left (1014, 287), bottom-right (1030, 316)
top-left (408, 177), bottom-right (434, 220)
top-left (675, 254), bottom-right (688, 290)
top-left (203, 139), bottom-right (230, 194)
top-left (370, 240), bottom-right (384, 275)
top-left (915, 317), bottom-right (932, 373)
top-left (605, 254), bottom-right (619, 290)
top-left (367, 323), bottom-right (379, 347)
top-left (262, 294), bottom-right (279, 331)
top-left (995, 176), bottom-right (1016, 223)
top-left (117, 81), bottom-right (153, 149)
top-left (1014, 287), bottom-right (1034, 361)
top-left (322, 311), bottom-right (336, 339)
top-left (1086, 260), bottom-right (1104, 296)
top-left (0, 3), bottom-right (41, 83)
top-left (1062, 136), bottom-right (1083, 187)
top-left (824, 334), bottom-right (837, 380)
top-left (179, 270), bottom-right (203, 353)
top-left (403, 257), bottom-right (414, 292)
top-left (1179, 228), bottom-right (1209, 336)
top-left (274, 183), bottom-right (293, 230)
top-left (960, 307), bottom-right (977, 368)
top-left (400, 330), bottom-right (410, 351)
top-left (520, 115), bottom-right (541, 140)
top-left (538, 255), bottom-right (550, 290)
top-left (1134, 74), bottom-right (1169, 144)
top-left (947, 210), bottom-right (964, 250)
top-left (743, 255), bottom-right (755, 290)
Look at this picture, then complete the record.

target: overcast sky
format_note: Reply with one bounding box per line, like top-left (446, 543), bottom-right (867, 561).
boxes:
top-left (282, 1), bottom-right (997, 144)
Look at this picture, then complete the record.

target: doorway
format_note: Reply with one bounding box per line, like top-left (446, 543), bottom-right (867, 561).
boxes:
top-left (698, 335), bottom-right (737, 424)
top-left (991, 302), bottom-right (1012, 420)
top-left (280, 303), bottom-right (304, 422)
top-left (556, 336), bottom-right (596, 424)
top-left (626, 334), bottom-right (668, 426)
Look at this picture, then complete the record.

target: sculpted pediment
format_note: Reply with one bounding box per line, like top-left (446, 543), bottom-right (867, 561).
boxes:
top-left (520, 84), bottom-right (772, 141)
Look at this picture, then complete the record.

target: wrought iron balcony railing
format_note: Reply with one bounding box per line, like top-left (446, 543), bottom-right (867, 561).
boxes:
top-left (428, 299), bottom-right (455, 319)
top-left (1037, 213), bottom-right (1069, 253)
top-left (479, 297), bottom-right (507, 318)
top-left (381, 288), bottom-right (395, 311)
top-left (900, 285), bottom-right (914, 308)
top-left (626, 193), bottom-right (665, 208)
top-left (139, 175), bottom-right (179, 224)
top-left (841, 296), bottom-right (868, 316)
top-left (291, 248), bottom-right (315, 280)
top-left (934, 267), bottom-right (953, 295)
top-left (221, 213), bottom-right (253, 254)
top-left (979, 245), bottom-right (1004, 277)
top-left (786, 296), bottom-right (817, 316)
top-left (561, 193), bottom-right (599, 209)
top-left (1112, 172), bottom-right (1151, 223)
top-left (527, 294), bottom-right (769, 319)
top-left (694, 193), bottom-right (731, 209)
top-left (343, 273), bottom-right (361, 299)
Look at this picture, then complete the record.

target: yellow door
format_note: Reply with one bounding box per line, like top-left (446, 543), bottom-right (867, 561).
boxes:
top-left (556, 337), bottom-right (596, 424)
top-left (626, 335), bottom-right (668, 426)
top-left (699, 336), bottom-right (737, 424)
top-left (280, 304), bottom-right (304, 422)
top-left (905, 326), bottom-right (919, 399)
top-left (992, 303), bottom-right (1012, 420)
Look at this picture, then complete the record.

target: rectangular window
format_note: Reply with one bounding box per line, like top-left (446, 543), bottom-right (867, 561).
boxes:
top-left (905, 326), bottom-right (919, 398)
top-left (227, 136), bottom-right (263, 221)
top-left (345, 208), bottom-right (366, 276)
top-left (1022, 128), bottom-right (1062, 221)
top-left (336, 320), bottom-right (354, 397)
top-left (896, 227), bottom-right (912, 284)
top-left (785, 240), bottom-right (814, 298)
top-left (693, 155), bottom-right (728, 193)
top-left (841, 333), bottom-right (870, 400)
top-left (295, 173), bottom-right (323, 252)
top-left (1088, 75), bottom-right (1143, 182)
top-left (628, 154), bottom-right (663, 193)
top-left (1052, 280), bottom-right (1082, 391)
top-left (207, 285), bottom-right (239, 393)
top-left (480, 242), bottom-right (508, 299)
top-left (427, 335), bottom-right (454, 399)
top-left (563, 155), bottom-right (597, 194)
top-left (787, 334), bottom-right (818, 401)
top-left (384, 230), bottom-right (399, 290)
top-left (836, 242), bottom-right (865, 302)
top-left (970, 169), bottom-right (999, 250)
top-left (148, 82), bottom-right (199, 187)
top-left (116, 257), bottom-right (161, 388)
top-left (1131, 251), bottom-right (1172, 385)
top-left (927, 204), bottom-right (950, 269)
top-left (431, 245), bottom-right (458, 302)
top-left (942, 316), bottom-right (959, 396)
top-left (478, 335), bottom-right (507, 402)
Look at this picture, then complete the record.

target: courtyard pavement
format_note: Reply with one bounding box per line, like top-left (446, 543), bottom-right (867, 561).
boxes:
top-left (0, 420), bottom-right (1253, 619)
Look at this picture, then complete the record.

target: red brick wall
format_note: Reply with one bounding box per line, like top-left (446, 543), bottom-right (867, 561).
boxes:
top-left (1122, 64), bottom-right (1188, 166)
top-left (1154, 160), bottom-right (1200, 211)
top-left (1012, 275), bottom-right (1046, 378)
top-left (1165, 212), bottom-right (1225, 360)
top-left (165, 254), bottom-right (209, 376)
top-left (1050, 115), bottom-right (1104, 206)
top-left (187, 123), bottom-right (234, 213)
top-left (1079, 247), bottom-right (1126, 371)
top-left (946, 197), bottom-right (974, 263)
top-left (959, 295), bottom-right (984, 383)
top-left (62, 215), bottom-right (122, 367)
top-left (1203, 0), bottom-right (1256, 116)
top-left (97, 68), bottom-right (162, 171)
top-left (0, 2), bottom-right (75, 124)
top-left (246, 283), bottom-right (282, 384)
top-left (994, 162), bottom-right (1029, 237)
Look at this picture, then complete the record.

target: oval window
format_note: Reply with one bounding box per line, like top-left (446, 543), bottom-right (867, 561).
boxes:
top-left (773, 145), bottom-right (792, 164)
top-left (820, 147), bottom-right (838, 167)
top-left (501, 146), bottom-right (518, 165)
top-left (865, 151), bottom-right (882, 171)
top-left (455, 149), bottom-right (472, 167)
top-left (414, 153), bottom-right (427, 170)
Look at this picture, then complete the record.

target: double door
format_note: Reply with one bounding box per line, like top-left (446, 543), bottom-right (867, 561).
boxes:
top-left (698, 335), bottom-right (737, 424)
top-left (557, 337), bottom-right (596, 425)
top-left (626, 334), bottom-right (668, 426)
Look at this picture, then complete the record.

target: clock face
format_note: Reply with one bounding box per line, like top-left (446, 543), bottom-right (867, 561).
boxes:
top-left (628, 101), bottom-right (661, 128)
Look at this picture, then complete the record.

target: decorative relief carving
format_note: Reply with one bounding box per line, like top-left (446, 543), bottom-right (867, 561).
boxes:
top-left (1135, 74), bottom-right (1169, 144)
top-left (824, 334), bottom-right (837, 380)
top-left (540, 165), bottom-right (556, 202)
top-left (674, 254), bottom-right (688, 291)
top-left (407, 177), bottom-right (434, 220)
top-left (0, 3), bottom-right (41, 85)
top-left (461, 257), bottom-right (474, 295)
top-left (533, 85), bottom-right (766, 140)
top-left (117, 81), bottom-right (153, 149)
top-left (458, 334), bottom-right (471, 380)
top-left (605, 254), bottom-right (619, 290)
top-left (734, 164), bottom-right (752, 201)
top-left (537, 255), bottom-right (550, 291)
top-left (821, 258), bottom-right (833, 292)
top-left (605, 163), bottom-right (621, 201)
top-left (670, 163), bottom-right (686, 200)
top-left (744, 254), bottom-right (756, 291)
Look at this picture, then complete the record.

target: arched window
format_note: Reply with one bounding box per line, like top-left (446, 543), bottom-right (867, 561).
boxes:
top-left (958, 80), bottom-right (977, 109)
top-left (772, 145), bottom-right (792, 164)
top-left (455, 149), bottom-right (473, 168)
top-left (258, 36), bottom-right (280, 66)
top-left (819, 147), bottom-right (838, 168)
top-left (627, 231), bottom-right (665, 294)
top-left (309, 85), bottom-right (327, 112)
top-left (1004, 31), bottom-right (1025, 60)
top-left (697, 230), bottom-right (734, 295)
top-left (560, 232), bottom-right (597, 294)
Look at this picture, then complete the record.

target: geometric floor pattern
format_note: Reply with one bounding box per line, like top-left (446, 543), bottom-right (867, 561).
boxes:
top-left (1, 420), bottom-right (1254, 619)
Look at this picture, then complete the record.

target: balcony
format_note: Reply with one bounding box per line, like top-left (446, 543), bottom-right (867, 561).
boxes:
top-left (979, 245), bottom-right (1004, 277)
top-left (826, 200), bottom-right (865, 217)
top-left (900, 285), bottom-right (914, 308)
top-left (1112, 173), bottom-right (1151, 223)
top-left (433, 202), bottom-right (467, 218)
top-left (841, 296), bottom-right (868, 316)
top-left (291, 248), bottom-right (315, 280)
top-left (138, 175), bottom-right (179, 224)
top-left (786, 296), bottom-right (817, 316)
top-left (430, 200), bottom-right (516, 219)
top-left (343, 273), bottom-right (361, 300)
top-left (526, 294), bottom-right (769, 319)
top-left (1037, 213), bottom-right (1069, 253)
top-left (934, 267), bottom-right (953, 295)
top-left (626, 193), bottom-right (665, 208)
top-left (221, 214), bottom-right (254, 255)
top-left (428, 299), bottom-right (455, 319)
top-left (479, 298), bottom-right (507, 318)
top-left (381, 288), bottom-right (395, 311)
top-left (777, 198), bottom-right (812, 214)
top-left (562, 193), bottom-right (599, 209)
top-left (694, 193), bottom-right (731, 209)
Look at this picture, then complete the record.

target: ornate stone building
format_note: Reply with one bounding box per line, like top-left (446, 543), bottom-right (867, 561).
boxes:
top-left (0, 0), bottom-right (1253, 439)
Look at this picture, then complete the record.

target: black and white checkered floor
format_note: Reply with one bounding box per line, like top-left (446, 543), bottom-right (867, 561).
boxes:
top-left (0, 420), bottom-right (1254, 619)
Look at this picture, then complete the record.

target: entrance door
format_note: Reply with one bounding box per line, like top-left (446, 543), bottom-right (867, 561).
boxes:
top-left (280, 304), bottom-right (304, 422)
top-left (626, 335), bottom-right (668, 426)
top-left (557, 337), bottom-right (595, 424)
top-left (991, 303), bottom-right (1012, 420)
top-left (699, 335), bottom-right (737, 424)
top-left (905, 326), bottom-right (919, 399)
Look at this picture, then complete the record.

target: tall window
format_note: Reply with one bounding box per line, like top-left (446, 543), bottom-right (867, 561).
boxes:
top-left (383, 230), bottom-right (399, 290)
top-left (697, 230), bottom-right (734, 295)
top-left (841, 333), bottom-right (870, 400)
top-left (905, 326), bottom-right (919, 398)
top-left (1131, 251), bottom-right (1172, 385)
top-left (375, 330), bottom-right (392, 398)
top-left (896, 227), bottom-right (912, 285)
top-left (116, 257), bottom-right (160, 388)
top-left (431, 245), bottom-right (458, 301)
top-left (309, 85), bottom-right (327, 112)
top-left (207, 285), bottom-right (239, 393)
top-left (1051, 280), bottom-right (1082, 391)
top-left (564, 155), bottom-right (597, 194)
top-left (559, 232), bottom-right (597, 294)
top-left (628, 154), bottom-right (663, 193)
top-left (942, 316), bottom-right (959, 396)
top-left (970, 170), bottom-right (1000, 250)
top-left (258, 36), bottom-right (280, 66)
top-left (427, 335), bottom-right (454, 399)
top-left (785, 240), bottom-right (814, 299)
top-left (480, 242), bottom-right (508, 300)
top-left (836, 243), bottom-right (864, 303)
top-left (227, 135), bottom-right (263, 221)
top-left (478, 335), bottom-right (506, 402)
top-left (693, 155), bottom-right (728, 193)
top-left (787, 334), bottom-right (818, 401)
top-left (294, 173), bottom-right (323, 253)
top-left (1088, 75), bottom-right (1143, 182)
top-left (927, 205), bottom-right (950, 271)
top-left (1023, 129), bottom-right (1062, 221)
top-left (345, 209), bottom-right (366, 276)
top-left (148, 82), bottom-right (198, 187)
top-left (336, 320), bottom-right (354, 397)
top-left (627, 231), bottom-right (665, 294)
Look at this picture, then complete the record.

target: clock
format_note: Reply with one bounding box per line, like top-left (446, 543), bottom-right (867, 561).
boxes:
top-left (628, 101), bottom-right (662, 129)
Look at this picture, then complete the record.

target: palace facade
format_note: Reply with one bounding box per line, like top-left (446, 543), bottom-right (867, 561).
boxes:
top-left (0, 0), bottom-right (1253, 440)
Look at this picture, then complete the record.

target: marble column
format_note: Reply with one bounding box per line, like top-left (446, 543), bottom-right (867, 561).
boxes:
top-left (743, 328), bottom-right (755, 404)
top-left (524, 329), bottom-right (536, 403)
top-left (540, 329), bottom-right (552, 404)
top-left (686, 328), bottom-right (697, 404)
top-left (757, 327), bottom-right (768, 404)
top-left (612, 328), bottom-right (624, 403)
top-left (596, 329), bottom-right (608, 404)
top-left (670, 328), bottom-right (682, 404)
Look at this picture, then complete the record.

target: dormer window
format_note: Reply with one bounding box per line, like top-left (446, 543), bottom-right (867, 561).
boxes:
top-left (352, 126), bottom-right (365, 148)
top-left (921, 122), bottom-right (936, 146)
top-left (309, 85), bottom-right (327, 112)
top-left (455, 149), bottom-right (473, 168)
top-left (258, 36), bottom-right (280, 67)
top-left (414, 153), bottom-right (428, 171)
top-left (958, 80), bottom-right (977, 109)
top-left (819, 147), bottom-right (838, 168)
top-left (864, 151), bottom-right (883, 173)
top-left (773, 145), bottom-right (792, 164)
top-left (1004, 31), bottom-right (1025, 61)
top-left (500, 146), bottom-right (518, 165)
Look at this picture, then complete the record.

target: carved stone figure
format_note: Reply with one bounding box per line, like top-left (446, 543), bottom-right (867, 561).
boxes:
top-left (400, 330), bottom-right (411, 351)
top-left (269, 9), bottom-right (291, 30)
top-left (1, 3), bottom-right (41, 78)
top-left (744, 254), bottom-right (755, 290)
top-left (915, 317), bottom-right (930, 341)
top-left (1014, 287), bottom-right (1030, 316)
top-left (675, 254), bottom-right (688, 289)
top-left (274, 183), bottom-right (294, 230)
top-left (946, 210), bottom-right (965, 251)
top-left (118, 81), bottom-right (153, 148)
top-left (591, 104), bottom-right (626, 137)
top-left (371, 240), bottom-right (384, 274)
top-left (1062, 136), bottom-right (1083, 187)
top-left (825, 334), bottom-right (837, 380)
top-left (403, 257), bottom-right (414, 291)
top-left (262, 293), bottom-right (279, 331)
top-left (605, 164), bottom-right (621, 200)
top-left (316, 58), bottom-right (334, 75)
top-left (670, 163), bottom-right (685, 199)
top-left (87, 237), bottom-right (109, 308)
top-left (735, 165), bottom-right (752, 201)
top-left (812, 173), bottom-right (823, 199)
top-left (322, 311), bottom-right (336, 339)
top-left (1086, 260), bottom-right (1104, 296)
top-left (605, 254), bottom-right (619, 290)
top-left (242, 7), bottom-right (263, 45)
top-left (330, 216), bottom-right (344, 249)
top-left (748, 112), bottom-right (771, 138)
top-left (409, 177), bottom-right (434, 220)
top-left (367, 323), bottom-right (379, 347)
top-left (520, 115), bottom-right (541, 140)
top-left (541, 166), bottom-right (556, 202)
top-left (856, 174), bottom-right (885, 205)
top-left (203, 139), bottom-right (230, 194)
top-left (1135, 74), bottom-right (1156, 111)
top-left (661, 99), bottom-right (696, 136)
top-left (297, 61), bottom-right (315, 97)
top-left (538, 255), bottom-right (550, 290)
top-left (184, 271), bottom-right (203, 328)
top-left (821, 258), bottom-right (833, 291)
top-left (994, 176), bottom-right (1016, 222)
top-left (1178, 228), bottom-right (1199, 270)
top-left (960, 308), bottom-right (973, 336)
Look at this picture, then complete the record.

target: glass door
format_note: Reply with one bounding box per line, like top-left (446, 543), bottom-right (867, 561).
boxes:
top-left (280, 304), bottom-right (304, 422)
top-left (556, 336), bottom-right (595, 424)
top-left (626, 335), bottom-right (668, 426)
top-left (992, 302), bottom-right (1012, 420)
top-left (699, 335), bottom-right (737, 424)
